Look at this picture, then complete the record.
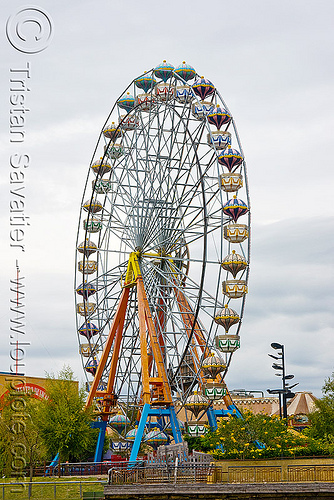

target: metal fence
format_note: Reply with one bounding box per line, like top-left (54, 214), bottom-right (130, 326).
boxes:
top-left (208, 463), bottom-right (334, 483)
top-left (107, 462), bottom-right (334, 485)
top-left (10, 461), bottom-right (334, 496)
top-left (108, 463), bottom-right (213, 485)
top-left (0, 480), bottom-right (104, 500)
top-left (287, 464), bottom-right (334, 482)
top-left (29, 460), bottom-right (129, 477)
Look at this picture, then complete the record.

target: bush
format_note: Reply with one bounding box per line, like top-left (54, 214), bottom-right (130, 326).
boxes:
top-left (184, 410), bottom-right (333, 460)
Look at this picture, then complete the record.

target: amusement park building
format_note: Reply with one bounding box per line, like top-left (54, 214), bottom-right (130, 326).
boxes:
top-left (176, 391), bottom-right (316, 426)
top-left (0, 372), bottom-right (78, 401)
top-left (285, 392), bottom-right (317, 430)
top-left (176, 394), bottom-right (280, 422)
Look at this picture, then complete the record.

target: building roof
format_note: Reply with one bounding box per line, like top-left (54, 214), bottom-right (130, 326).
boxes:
top-left (175, 396), bottom-right (280, 421)
top-left (287, 391), bottom-right (317, 416)
top-left (233, 397), bottom-right (280, 415)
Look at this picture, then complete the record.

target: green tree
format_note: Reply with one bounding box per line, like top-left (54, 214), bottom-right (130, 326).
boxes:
top-left (185, 411), bottom-right (313, 460)
top-left (22, 397), bottom-right (48, 481)
top-left (0, 395), bottom-right (14, 477)
top-left (0, 388), bottom-right (47, 478)
top-left (308, 373), bottom-right (334, 444)
top-left (36, 366), bottom-right (98, 469)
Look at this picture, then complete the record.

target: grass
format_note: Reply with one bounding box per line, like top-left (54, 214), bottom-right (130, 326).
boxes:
top-left (0, 475), bottom-right (106, 500)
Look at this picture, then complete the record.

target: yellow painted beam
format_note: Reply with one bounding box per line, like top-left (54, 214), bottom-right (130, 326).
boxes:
top-left (124, 251), bottom-right (142, 287)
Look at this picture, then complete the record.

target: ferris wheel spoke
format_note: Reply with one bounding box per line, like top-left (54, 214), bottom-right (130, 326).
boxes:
top-left (141, 261), bottom-right (209, 345)
top-left (147, 260), bottom-right (221, 321)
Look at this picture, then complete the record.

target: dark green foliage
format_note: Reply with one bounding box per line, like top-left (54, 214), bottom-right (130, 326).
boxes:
top-left (36, 366), bottom-right (98, 463)
top-left (304, 373), bottom-right (334, 455)
top-left (0, 366), bottom-right (105, 476)
top-left (0, 388), bottom-right (48, 478)
top-left (184, 410), bottom-right (332, 459)
top-left (308, 373), bottom-right (334, 442)
top-left (184, 434), bottom-right (211, 453)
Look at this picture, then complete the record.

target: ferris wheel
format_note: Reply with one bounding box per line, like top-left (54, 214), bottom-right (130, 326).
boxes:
top-left (75, 61), bottom-right (250, 461)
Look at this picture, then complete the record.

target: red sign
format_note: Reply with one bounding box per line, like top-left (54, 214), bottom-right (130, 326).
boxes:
top-left (1, 383), bottom-right (49, 401)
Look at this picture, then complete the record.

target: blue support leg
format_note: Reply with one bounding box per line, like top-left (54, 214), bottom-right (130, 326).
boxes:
top-left (213, 405), bottom-right (242, 420)
top-left (169, 406), bottom-right (182, 444)
top-left (226, 403), bottom-right (243, 419)
top-left (129, 403), bottom-right (151, 464)
top-left (91, 421), bottom-right (108, 462)
top-left (207, 406), bottom-right (218, 430)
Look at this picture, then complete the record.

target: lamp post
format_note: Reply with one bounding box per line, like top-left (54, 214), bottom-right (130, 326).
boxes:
top-left (268, 343), bottom-right (298, 421)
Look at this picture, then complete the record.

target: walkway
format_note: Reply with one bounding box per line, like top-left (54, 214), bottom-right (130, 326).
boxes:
top-left (104, 482), bottom-right (334, 499)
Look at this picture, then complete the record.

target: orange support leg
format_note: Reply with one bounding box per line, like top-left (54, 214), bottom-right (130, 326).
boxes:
top-left (137, 276), bottom-right (172, 404)
top-left (85, 286), bottom-right (130, 411)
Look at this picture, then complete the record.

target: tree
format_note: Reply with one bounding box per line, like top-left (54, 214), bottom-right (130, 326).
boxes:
top-left (0, 388), bottom-right (47, 479)
top-left (308, 373), bottom-right (334, 443)
top-left (0, 395), bottom-right (15, 477)
top-left (36, 366), bottom-right (98, 469)
top-left (185, 410), bottom-right (312, 460)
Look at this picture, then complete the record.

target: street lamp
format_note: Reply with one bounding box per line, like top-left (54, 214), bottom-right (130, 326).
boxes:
top-left (268, 343), bottom-right (298, 421)
top-left (271, 342), bottom-right (283, 350)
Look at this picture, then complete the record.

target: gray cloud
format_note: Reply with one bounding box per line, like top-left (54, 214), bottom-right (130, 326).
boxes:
top-left (1, 0), bottom-right (333, 399)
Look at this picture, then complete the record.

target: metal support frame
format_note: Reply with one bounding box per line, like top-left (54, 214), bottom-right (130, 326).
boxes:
top-left (129, 404), bottom-right (183, 464)
top-left (46, 452), bottom-right (59, 474)
top-left (91, 421), bottom-right (108, 462)
top-left (209, 405), bottom-right (243, 428)
top-left (226, 403), bottom-right (243, 420)
top-left (129, 403), bottom-right (151, 463)
top-left (207, 406), bottom-right (218, 430)
top-left (85, 252), bottom-right (245, 463)
top-left (147, 406), bottom-right (183, 444)
top-left (49, 452), bottom-right (59, 467)
top-left (87, 253), bottom-right (180, 464)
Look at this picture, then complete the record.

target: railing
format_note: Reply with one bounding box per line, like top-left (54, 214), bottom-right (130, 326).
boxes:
top-left (214, 465), bottom-right (283, 483)
top-left (107, 462), bottom-right (334, 485)
top-left (19, 461), bottom-right (334, 486)
top-left (29, 460), bottom-right (129, 477)
top-left (208, 463), bottom-right (334, 483)
top-left (0, 479), bottom-right (104, 500)
top-left (287, 464), bottom-right (334, 482)
top-left (108, 463), bottom-right (212, 485)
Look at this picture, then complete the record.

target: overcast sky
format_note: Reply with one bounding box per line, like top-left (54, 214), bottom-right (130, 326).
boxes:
top-left (0, 0), bottom-right (333, 398)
